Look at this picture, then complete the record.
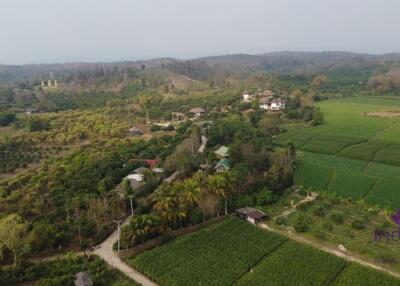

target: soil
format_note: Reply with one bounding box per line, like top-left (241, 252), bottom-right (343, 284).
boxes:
top-left (365, 111), bottom-right (400, 118)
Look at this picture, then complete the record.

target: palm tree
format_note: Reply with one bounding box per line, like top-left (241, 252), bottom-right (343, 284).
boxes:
top-left (152, 184), bottom-right (174, 229)
top-left (220, 171), bottom-right (235, 215)
top-left (129, 214), bottom-right (160, 245)
top-left (206, 175), bottom-right (227, 217)
top-left (180, 179), bottom-right (201, 225)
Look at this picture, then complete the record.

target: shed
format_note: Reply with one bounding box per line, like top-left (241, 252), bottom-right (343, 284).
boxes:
top-left (214, 158), bottom-right (230, 172)
top-left (214, 146), bottom-right (229, 158)
top-left (74, 272), bottom-right (93, 286)
top-left (235, 207), bottom-right (266, 224)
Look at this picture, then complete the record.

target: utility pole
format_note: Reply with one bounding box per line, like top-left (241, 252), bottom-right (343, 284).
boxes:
top-left (128, 195), bottom-right (134, 216)
top-left (113, 219), bottom-right (123, 253)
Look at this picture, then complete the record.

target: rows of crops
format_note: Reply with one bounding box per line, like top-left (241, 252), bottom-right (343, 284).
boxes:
top-left (334, 264), bottom-right (400, 286)
top-left (235, 241), bottom-right (348, 286)
top-left (295, 153), bottom-right (400, 209)
top-left (129, 218), bottom-right (287, 286)
top-left (130, 218), bottom-right (400, 286)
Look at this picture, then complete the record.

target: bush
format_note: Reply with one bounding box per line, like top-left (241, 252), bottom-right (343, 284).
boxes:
top-left (275, 216), bottom-right (287, 226)
top-left (294, 216), bottom-right (308, 233)
top-left (351, 219), bottom-right (365, 230)
top-left (150, 125), bottom-right (162, 132)
top-left (314, 230), bottom-right (326, 240)
top-left (312, 206), bottom-right (325, 217)
top-left (322, 222), bottom-right (333, 231)
top-left (330, 213), bottom-right (344, 224)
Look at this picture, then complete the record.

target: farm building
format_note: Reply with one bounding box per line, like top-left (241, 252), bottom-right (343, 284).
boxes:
top-left (214, 146), bottom-right (229, 159)
top-left (235, 207), bottom-right (267, 224)
top-left (128, 126), bottom-right (143, 136)
top-left (214, 158), bottom-right (230, 172)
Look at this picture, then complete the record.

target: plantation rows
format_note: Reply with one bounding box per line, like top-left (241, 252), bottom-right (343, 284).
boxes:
top-left (295, 156), bottom-right (400, 209)
top-left (129, 218), bottom-right (287, 286)
top-left (0, 140), bottom-right (58, 173)
top-left (130, 218), bottom-right (400, 286)
top-left (236, 241), bottom-right (348, 286)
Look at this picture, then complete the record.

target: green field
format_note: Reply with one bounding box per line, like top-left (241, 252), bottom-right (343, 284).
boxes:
top-left (128, 218), bottom-right (400, 286)
top-left (276, 97), bottom-right (400, 208)
top-left (294, 152), bottom-right (400, 208)
top-left (236, 240), bottom-right (347, 286)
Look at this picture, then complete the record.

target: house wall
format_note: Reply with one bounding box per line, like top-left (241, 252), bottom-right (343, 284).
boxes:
top-left (246, 217), bottom-right (256, 224)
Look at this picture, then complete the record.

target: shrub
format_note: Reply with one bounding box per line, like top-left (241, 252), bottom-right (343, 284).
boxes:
top-left (314, 230), bottom-right (326, 240)
top-left (150, 125), bottom-right (162, 132)
top-left (275, 216), bottom-right (287, 226)
top-left (313, 206), bottom-right (325, 217)
top-left (294, 216), bottom-right (308, 233)
top-left (330, 213), bottom-right (344, 224)
top-left (322, 222), bottom-right (333, 231)
top-left (351, 219), bottom-right (365, 230)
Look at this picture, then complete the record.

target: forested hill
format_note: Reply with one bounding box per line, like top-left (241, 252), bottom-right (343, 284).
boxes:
top-left (165, 51), bottom-right (400, 79)
top-left (2, 51), bottom-right (400, 84)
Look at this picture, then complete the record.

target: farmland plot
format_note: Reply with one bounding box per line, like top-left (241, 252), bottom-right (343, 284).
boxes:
top-left (334, 264), bottom-right (400, 286)
top-left (338, 140), bottom-right (388, 162)
top-left (129, 218), bottom-right (287, 286)
top-left (295, 161), bottom-right (331, 191)
top-left (235, 240), bottom-right (348, 286)
top-left (365, 179), bottom-right (400, 209)
top-left (326, 170), bottom-right (377, 199)
top-left (301, 134), bottom-right (364, 155)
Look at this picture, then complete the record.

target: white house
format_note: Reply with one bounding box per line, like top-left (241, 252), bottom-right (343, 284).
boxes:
top-left (242, 92), bottom-right (254, 102)
top-left (259, 97), bottom-right (286, 111)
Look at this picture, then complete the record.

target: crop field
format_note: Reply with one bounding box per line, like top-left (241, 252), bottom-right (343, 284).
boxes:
top-left (274, 129), bottom-right (318, 148)
top-left (301, 134), bottom-right (364, 155)
top-left (278, 97), bottom-right (400, 208)
top-left (129, 218), bottom-right (400, 286)
top-left (295, 161), bottom-right (332, 190)
top-left (129, 218), bottom-right (287, 286)
top-left (294, 152), bottom-right (400, 208)
top-left (235, 241), bottom-right (348, 286)
top-left (326, 170), bottom-right (377, 200)
top-left (337, 140), bottom-right (388, 162)
top-left (365, 179), bottom-right (400, 209)
top-left (335, 264), bottom-right (400, 286)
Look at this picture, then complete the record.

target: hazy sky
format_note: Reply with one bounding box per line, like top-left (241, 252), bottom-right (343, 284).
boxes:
top-left (1, 0), bottom-right (400, 64)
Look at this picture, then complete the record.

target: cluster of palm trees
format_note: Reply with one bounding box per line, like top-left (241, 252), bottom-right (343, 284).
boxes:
top-left (121, 171), bottom-right (237, 248)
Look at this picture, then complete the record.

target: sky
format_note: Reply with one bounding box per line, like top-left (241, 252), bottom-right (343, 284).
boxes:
top-left (1, 0), bottom-right (400, 65)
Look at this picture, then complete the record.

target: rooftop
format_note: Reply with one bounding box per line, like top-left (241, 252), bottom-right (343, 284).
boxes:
top-left (214, 146), bottom-right (229, 158)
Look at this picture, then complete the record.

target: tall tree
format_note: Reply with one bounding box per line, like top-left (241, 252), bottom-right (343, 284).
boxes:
top-left (0, 214), bottom-right (28, 268)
